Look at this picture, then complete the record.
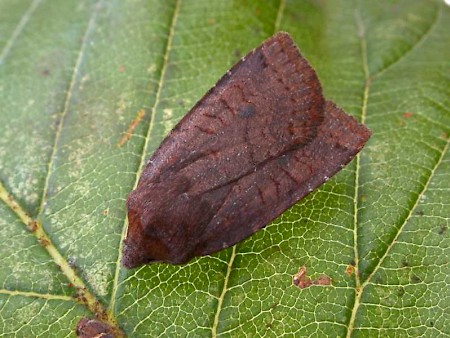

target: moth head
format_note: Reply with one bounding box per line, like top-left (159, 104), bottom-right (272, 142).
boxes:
top-left (122, 184), bottom-right (195, 267)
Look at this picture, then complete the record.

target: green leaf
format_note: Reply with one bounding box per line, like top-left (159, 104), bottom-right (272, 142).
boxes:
top-left (0, 0), bottom-right (449, 337)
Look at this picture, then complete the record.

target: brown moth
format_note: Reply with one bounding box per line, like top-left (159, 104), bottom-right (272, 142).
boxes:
top-left (122, 32), bottom-right (371, 268)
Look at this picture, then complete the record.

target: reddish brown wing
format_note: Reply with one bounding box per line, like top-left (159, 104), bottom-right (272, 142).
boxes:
top-left (194, 101), bottom-right (370, 257)
top-left (123, 32), bottom-right (370, 268)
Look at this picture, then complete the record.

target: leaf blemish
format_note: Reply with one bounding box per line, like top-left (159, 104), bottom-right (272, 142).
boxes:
top-left (438, 224), bottom-right (447, 235)
top-left (292, 266), bottom-right (332, 289)
top-left (27, 220), bottom-right (38, 232)
top-left (402, 112), bottom-right (413, 118)
top-left (38, 237), bottom-right (50, 247)
top-left (345, 264), bottom-right (355, 276)
top-left (117, 109), bottom-right (145, 147)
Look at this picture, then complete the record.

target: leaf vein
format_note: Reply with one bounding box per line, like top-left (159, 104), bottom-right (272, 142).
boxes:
top-left (0, 0), bottom-right (42, 65)
top-left (274, 0), bottom-right (286, 33)
top-left (108, 0), bottom-right (181, 317)
top-left (372, 5), bottom-right (441, 79)
top-left (212, 246), bottom-right (236, 338)
top-left (0, 289), bottom-right (74, 302)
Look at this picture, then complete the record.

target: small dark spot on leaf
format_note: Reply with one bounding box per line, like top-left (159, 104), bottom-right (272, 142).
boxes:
top-left (438, 224), bottom-right (447, 235)
top-left (411, 274), bottom-right (421, 283)
top-left (401, 259), bottom-right (409, 267)
top-left (101, 208), bottom-right (109, 216)
top-left (41, 69), bottom-right (50, 77)
top-left (118, 65), bottom-right (125, 73)
top-left (397, 287), bottom-right (405, 297)
top-left (233, 49), bottom-right (242, 58)
top-left (415, 210), bottom-right (424, 216)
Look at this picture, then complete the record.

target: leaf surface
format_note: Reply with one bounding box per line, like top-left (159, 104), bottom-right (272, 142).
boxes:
top-left (0, 0), bottom-right (449, 337)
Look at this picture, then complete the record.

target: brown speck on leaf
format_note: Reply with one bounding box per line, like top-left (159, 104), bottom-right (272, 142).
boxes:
top-left (73, 287), bottom-right (88, 303)
top-left (101, 208), bottom-right (109, 216)
top-left (292, 266), bottom-right (307, 286)
top-left (360, 194), bottom-right (367, 203)
top-left (117, 109), bottom-right (145, 147)
top-left (345, 264), bottom-right (355, 276)
top-left (41, 69), bottom-right (50, 76)
top-left (38, 237), bottom-right (50, 247)
top-left (441, 132), bottom-right (448, 140)
top-left (27, 221), bottom-right (38, 232)
top-left (293, 266), bottom-right (332, 289)
top-left (207, 18), bottom-right (215, 25)
top-left (118, 65), bottom-right (125, 73)
top-left (314, 275), bottom-right (332, 286)
top-left (403, 112), bottom-right (413, 118)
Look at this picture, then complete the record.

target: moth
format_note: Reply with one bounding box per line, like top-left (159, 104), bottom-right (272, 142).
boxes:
top-left (122, 32), bottom-right (371, 268)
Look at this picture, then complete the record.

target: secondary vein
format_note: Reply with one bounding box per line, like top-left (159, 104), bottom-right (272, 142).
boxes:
top-left (0, 0), bottom-right (42, 65)
top-left (212, 246), bottom-right (236, 338)
top-left (274, 0), bottom-right (286, 33)
top-left (37, 0), bottom-right (100, 217)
